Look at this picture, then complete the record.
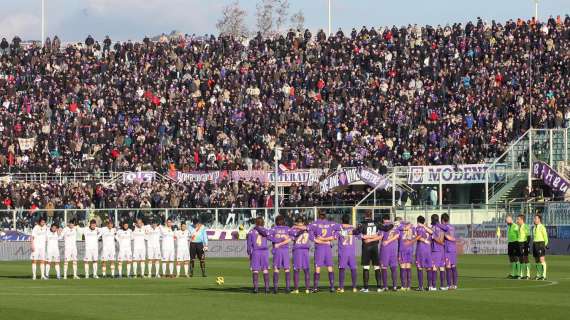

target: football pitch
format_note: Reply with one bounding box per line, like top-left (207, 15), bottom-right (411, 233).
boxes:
top-left (0, 255), bottom-right (568, 320)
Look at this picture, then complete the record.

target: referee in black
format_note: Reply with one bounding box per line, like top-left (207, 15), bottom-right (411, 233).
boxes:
top-left (190, 218), bottom-right (208, 277)
top-left (358, 211), bottom-right (381, 292)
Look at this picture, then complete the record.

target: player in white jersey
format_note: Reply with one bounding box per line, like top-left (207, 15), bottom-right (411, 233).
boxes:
top-left (45, 224), bottom-right (63, 279)
top-left (83, 219), bottom-right (101, 279)
top-left (62, 220), bottom-right (80, 279)
top-left (161, 219), bottom-right (175, 277)
top-left (132, 219), bottom-right (147, 278)
top-left (146, 220), bottom-right (162, 278)
top-left (116, 221), bottom-right (133, 278)
top-left (174, 222), bottom-right (191, 277)
top-left (100, 221), bottom-right (117, 277)
top-left (31, 217), bottom-right (48, 280)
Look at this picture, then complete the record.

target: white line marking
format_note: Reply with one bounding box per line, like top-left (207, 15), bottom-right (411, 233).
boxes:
top-left (459, 280), bottom-right (558, 291)
top-left (0, 293), bottom-right (154, 296)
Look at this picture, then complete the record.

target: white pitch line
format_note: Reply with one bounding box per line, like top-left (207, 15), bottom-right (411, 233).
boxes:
top-left (458, 280), bottom-right (559, 291)
top-left (0, 293), bottom-right (155, 296)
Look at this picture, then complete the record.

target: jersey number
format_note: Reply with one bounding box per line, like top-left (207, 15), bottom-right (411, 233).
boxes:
top-left (256, 235), bottom-right (262, 246)
top-left (342, 235), bottom-right (353, 246)
top-left (297, 233), bottom-right (309, 245)
top-left (367, 226), bottom-right (376, 235)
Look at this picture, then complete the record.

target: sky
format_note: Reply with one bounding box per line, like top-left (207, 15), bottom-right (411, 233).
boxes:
top-left (0, 0), bottom-right (568, 42)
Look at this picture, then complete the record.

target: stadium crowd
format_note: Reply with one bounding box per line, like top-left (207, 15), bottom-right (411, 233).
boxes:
top-left (0, 16), bottom-right (568, 213)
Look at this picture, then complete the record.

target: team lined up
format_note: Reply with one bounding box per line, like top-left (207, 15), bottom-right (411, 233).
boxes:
top-left (247, 211), bottom-right (458, 294)
top-left (30, 218), bottom-right (208, 280)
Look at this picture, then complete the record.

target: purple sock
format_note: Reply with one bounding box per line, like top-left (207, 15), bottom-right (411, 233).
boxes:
top-left (406, 269), bottom-right (411, 288)
top-left (263, 273), bottom-right (269, 290)
top-left (285, 271), bottom-right (291, 290)
top-left (431, 270), bottom-right (437, 288)
top-left (399, 268), bottom-right (405, 288)
top-left (381, 269), bottom-right (388, 289)
top-left (390, 266), bottom-right (398, 288)
top-left (350, 269), bottom-right (357, 289)
top-left (446, 268), bottom-right (452, 287)
top-left (439, 270), bottom-right (445, 288)
top-left (293, 270), bottom-right (300, 290)
top-left (273, 272), bottom-right (279, 290)
top-left (452, 267), bottom-right (458, 286)
top-left (328, 271), bottom-right (334, 289)
top-left (304, 269), bottom-right (310, 290)
top-left (426, 270), bottom-right (432, 288)
top-left (339, 269), bottom-right (345, 289)
top-left (253, 273), bottom-right (259, 290)
top-left (313, 272), bottom-right (320, 289)
top-left (417, 269), bottom-right (424, 288)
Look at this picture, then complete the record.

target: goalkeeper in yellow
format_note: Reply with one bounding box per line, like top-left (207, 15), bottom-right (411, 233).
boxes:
top-left (532, 214), bottom-right (548, 280)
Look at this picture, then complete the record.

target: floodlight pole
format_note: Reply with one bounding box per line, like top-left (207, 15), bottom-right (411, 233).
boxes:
top-left (41, 0), bottom-right (45, 46)
top-left (328, 0), bottom-right (332, 36)
top-left (274, 146), bottom-right (283, 218)
top-left (534, 0), bottom-right (539, 21)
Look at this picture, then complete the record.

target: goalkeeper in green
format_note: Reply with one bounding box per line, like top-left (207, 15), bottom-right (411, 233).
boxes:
top-left (515, 214), bottom-right (531, 279)
top-left (532, 214), bottom-right (548, 280)
top-left (506, 215), bottom-right (520, 279)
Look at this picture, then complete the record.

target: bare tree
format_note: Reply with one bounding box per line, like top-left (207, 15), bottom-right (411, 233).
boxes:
top-left (274, 0), bottom-right (290, 33)
top-left (256, 0), bottom-right (274, 37)
top-left (216, 1), bottom-right (249, 38)
top-left (289, 10), bottom-right (305, 31)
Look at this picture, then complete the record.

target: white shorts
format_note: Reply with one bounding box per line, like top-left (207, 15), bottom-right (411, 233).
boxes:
top-left (46, 249), bottom-right (60, 263)
top-left (84, 248), bottom-right (99, 262)
top-left (30, 248), bottom-right (46, 261)
top-left (101, 248), bottom-right (116, 261)
top-left (65, 247), bottom-right (78, 261)
top-left (147, 247), bottom-right (161, 260)
top-left (176, 248), bottom-right (190, 261)
top-left (133, 249), bottom-right (146, 261)
top-left (117, 250), bottom-right (133, 262)
top-left (162, 249), bottom-right (175, 261)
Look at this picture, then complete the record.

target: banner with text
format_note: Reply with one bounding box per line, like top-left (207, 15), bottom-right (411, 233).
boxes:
top-left (407, 164), bottom-right (506, 185)
top-left (122, 171), bottom-right (156, 183)
top-left (533, 161), bottom-right (570, 194)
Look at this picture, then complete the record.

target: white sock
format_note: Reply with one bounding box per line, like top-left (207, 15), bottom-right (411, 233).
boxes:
top-left (64, 263), bottom-right (68, 278)
top-left (155, 261), bottom-right (160, 276)
top-left (141, 262), bottom-right (146, 276)
top-left (169, 263), bottom-right (174, 275)
top-left (118, 263), bottom-right (123, 276)
top-left (40, 263), bottom-right (45, 277)
top-left (133, 262), bottom-right (138, 276)
top-left (73, 262), bottom-right (78, 277)
top-left (126, 263), bottom-right (131, 276)
top-left (45, 264), bottom-right (51, 277)
top-left (184, 263), bottom-right (190, 276)
top-left (162, 263), bottom-right (167, 275)
top-left (85, 263), bottom-right (89, 277)
top-left (32, 263), bottom-right (37, 279)
top-left (176, 264), bottom-right (181, 276)
top-left (55, 265), bottom-right (60, 278)
top-left (111, 263), bottom-right (115, 276)
top-left (92, 263), bottom-right (98, 276)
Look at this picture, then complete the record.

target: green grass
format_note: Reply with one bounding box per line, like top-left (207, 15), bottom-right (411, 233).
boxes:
top-left (0, 256), bottom-right (568, 320)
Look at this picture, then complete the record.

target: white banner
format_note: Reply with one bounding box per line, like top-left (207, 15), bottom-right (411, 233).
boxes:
top-left (463, 238), bottom-right (507, 255)
top-left (407, 164), bottom-right (506, 185)
top-left (176, 171), bottom-right (220, 183)
top-left (122, 171), bottom-right (156, 183)
top-left (18, 137), bottom-right (36, 151)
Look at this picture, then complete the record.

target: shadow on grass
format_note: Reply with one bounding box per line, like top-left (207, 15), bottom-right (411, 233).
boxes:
top-left (0, 275), bottom-right (34, 279)
top-left (188, 286), bottom-right (256, 293)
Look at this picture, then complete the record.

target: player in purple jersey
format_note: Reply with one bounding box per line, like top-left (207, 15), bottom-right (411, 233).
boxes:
top-left (440, 213), bottom-right (458, 289)
top-left (414, 216), bottom-right (433, 291)
top-left (380, 215), bottom-right (400, 291)
top-left (268, 216), bottom-right (292, 293)
top-left (398, 220), bottom-right (415, 291)
top-left (289, 217), bottom-right (312, 294)
top-left (430, 214), bottom-right (447, 291)
top-left (308, 211), bottom-right (336, 293)
top-left (247, 217), bottom-right (270, 294)
top-left (335, 214), bottom-right (360, 293)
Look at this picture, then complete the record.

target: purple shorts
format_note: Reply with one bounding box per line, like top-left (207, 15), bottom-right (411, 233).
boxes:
top-left (431, 250), bottom-right (445, 268)
top-left (272, 249), bottom-right (290, 269)
top-left (314, 246), bottom-right (333, 267)
top-left (380, 247), bottom-right (398, 268)
top-left (338, 252), bottom-right (357, 269)
top-left (250, 250), bottom-right (269, 271)
top-left (293, 249), bottom-right (310, 270)
top-left (398, 249), bottom-right (413, 264)
top-left (445, 251), bottom-right (457, 267)
top-left (415, 250), bottom-right (432, 269)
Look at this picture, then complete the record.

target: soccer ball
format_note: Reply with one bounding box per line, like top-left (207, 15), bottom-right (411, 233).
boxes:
top-left (216, 276), bottom-right (224, 285)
